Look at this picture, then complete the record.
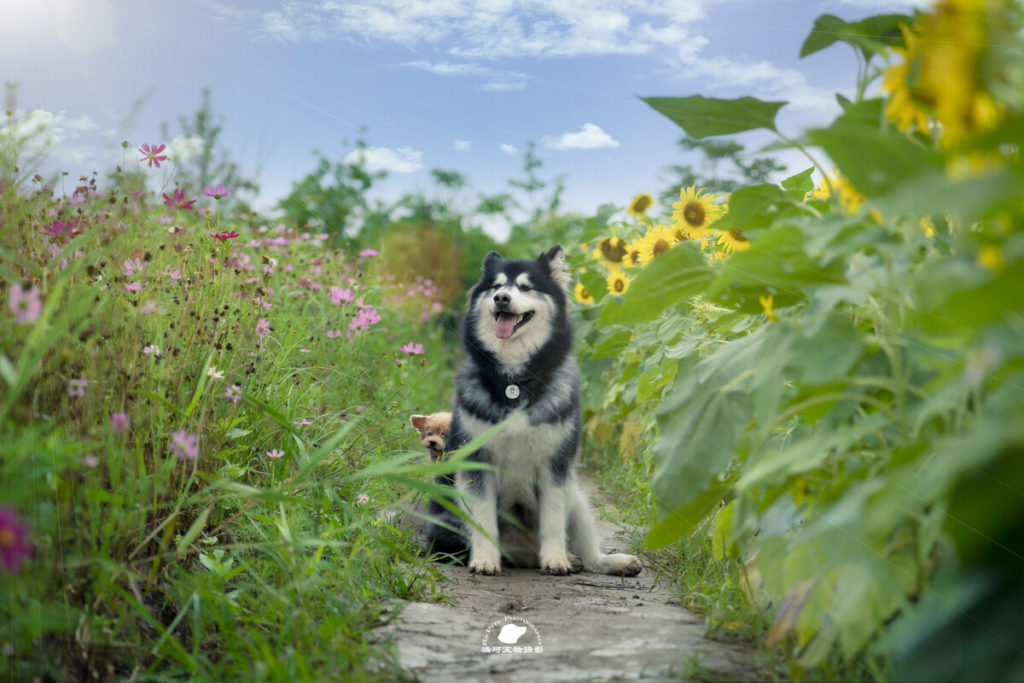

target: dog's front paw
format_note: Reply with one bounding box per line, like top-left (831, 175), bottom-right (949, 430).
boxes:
top-left (540, 553), bottom-right (573, 576)
top-left (568, 553), bottom-right (584, 574)
top-left (468, 554), bottom-right (501, 575)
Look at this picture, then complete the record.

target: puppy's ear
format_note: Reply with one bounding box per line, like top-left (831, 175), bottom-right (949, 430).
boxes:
top-left (483, 251), bottom-right (503, 272)
top-left (540, 245), bottom-right (570, 293)
top-left (410, 415), bottom-right (427, 430)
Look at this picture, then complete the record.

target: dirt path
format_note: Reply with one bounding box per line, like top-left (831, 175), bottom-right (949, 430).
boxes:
top-left (379, 478), bottom-right (760, 682)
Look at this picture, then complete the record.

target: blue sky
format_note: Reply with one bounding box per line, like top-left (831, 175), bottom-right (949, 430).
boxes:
top-left (2, 0), bottom-right (925, 237)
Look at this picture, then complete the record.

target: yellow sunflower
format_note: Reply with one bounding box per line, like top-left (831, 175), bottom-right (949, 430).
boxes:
top-left (718, 229), bottom-right (751, 253)
top-left (882, 24), bottom-right (932, 137)
top-left (606, 269), bottom-right (631, 296)
top-left (672, 185), bottom-right (722, 240)
top-left (623, 240), bottom-right (641, 268)
top-left (627, 192), bottom-right (655, 218)
top-left (634, 223), bottom-right (677, 267)
top-left (591, 236), bottom-right (628, 267)
top-left (574, 280), bottom-right (594, 305)
top-left (809, 170), bottom-right (866, 216)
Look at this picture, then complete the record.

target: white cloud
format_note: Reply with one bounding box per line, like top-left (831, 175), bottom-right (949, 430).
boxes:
top-left (166, 135), bottom-right (205, 164)
top-left (499, 143), bottom-right (518, 156)
top-left (257, 1), bottom-right (706, 60)
top-left (453, 139), bottom-right (472, 152)
top-left (342, 145), bottom-right (423, 173)
top-left (0, 109), bottom-right (102, 168)
top-left (246, 1), bottom-right (834, 114)
top-left (400, 60), bottom-right (529, 91)
top-left (543, 123), bottom-right (618, 151)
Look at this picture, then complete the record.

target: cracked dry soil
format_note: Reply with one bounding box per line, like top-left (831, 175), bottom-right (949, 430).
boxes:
top-left (378, 478), bottom-right (760, 682)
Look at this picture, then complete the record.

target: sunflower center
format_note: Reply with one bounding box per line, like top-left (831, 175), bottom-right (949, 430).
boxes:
top-left (653, 239), bottom-right (670, 257)
top-left (601, 238), bottom-right (627, 263)
top-left (613, 279), bottom-right (625, 293)
top-left (731, 229), bottom-right (748, 243)
top-left (683, 202), bottom-right (705, 227)
top-left (632, 196), bottom-right (652, 213)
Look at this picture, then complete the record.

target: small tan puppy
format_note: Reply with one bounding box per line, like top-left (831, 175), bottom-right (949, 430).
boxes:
top-left (410, 412), bottom-right (452, 460)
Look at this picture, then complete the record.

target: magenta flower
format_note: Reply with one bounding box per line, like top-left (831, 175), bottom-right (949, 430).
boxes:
top-left (0, 505), bottom-right (33, 572)
top-left (203, 184), bottom-right (232, 200)
top-left (170, 429), bottom-right (199, 461)
top-left (256, 318), bottom-right (271, 339)
top-left (359, 248), bottom-right (379, 258)
top-left (330, 286), bottom-right (354, 305)
top-left (162, 188), bottom-right (196, 211)
top-left (9, 285), bottom-right (42, 324)
top-left (125, 282), bottom-right (143, 292)
top-left (110, 412), bottom-right (130, 433)
top-left (163, 266), bottom-right (182, 280)
top-left (225, 384), bottom-right (242, 404)
top-left (400, 342), bottom-right (424, 355)
top-left (139, 144), bottom-right (168, 168)
top-left (45, 219), bottom-right (80, 237)
top-left (266, 449), bottom-right (284, 459)
top-left (211, 230), bottom-right (239, 240)
top-left (67, 377), bottom-right (88, 398)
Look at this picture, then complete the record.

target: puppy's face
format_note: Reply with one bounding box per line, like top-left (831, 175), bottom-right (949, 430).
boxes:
top-left (410, 412), bottom-right (452, 459)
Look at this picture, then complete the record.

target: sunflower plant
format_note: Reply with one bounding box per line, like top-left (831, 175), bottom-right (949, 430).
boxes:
top-left (573, 1), bottom-right (1024, 678)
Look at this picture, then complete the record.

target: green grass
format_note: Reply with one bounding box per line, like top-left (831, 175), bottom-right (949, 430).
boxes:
top-left (0, 178), bottom-right (461, 680)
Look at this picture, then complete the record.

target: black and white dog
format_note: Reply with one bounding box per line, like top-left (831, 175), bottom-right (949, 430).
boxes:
top-left (422, 246), bottom-right (641, 577)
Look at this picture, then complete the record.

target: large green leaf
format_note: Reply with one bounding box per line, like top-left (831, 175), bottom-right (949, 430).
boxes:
top-left (808, 104), bottom-right (943, 196)
top-left (641, 95), bottom-right (786, 139)
top-left (704, 224), bottom-right (846, 312)
top-left (800, 13), bottom-right (912, 59)
top-left (651, 332), bottom-right (766, 511)
top-left (598, 241), bottom-right (712, 324)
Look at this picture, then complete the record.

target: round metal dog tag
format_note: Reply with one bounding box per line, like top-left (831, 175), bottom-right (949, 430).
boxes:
top-left (505, 384), bottom-right (520, 400)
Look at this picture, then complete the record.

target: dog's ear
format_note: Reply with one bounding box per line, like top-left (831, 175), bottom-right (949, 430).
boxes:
top-left (483, 251), bottom-right (503, 272)
top-left (539, 245), bottom-right (570, 292)
top-left (410, 415), bottom-right (427, 430)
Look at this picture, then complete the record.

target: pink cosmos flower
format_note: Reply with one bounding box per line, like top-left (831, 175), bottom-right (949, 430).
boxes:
top-left (355, 493), bottom-right (370, 505)
top-left (110, 412), bottom-right (130, 433)
top-left (139, 144), bottom-right (168, 168)
top-left (163, 266), bottom-right (181, 280)
top-left (225, 384), bottom-right (242, 404)
top-left (256, 318), bottom-right (271, 339)
top-left (67, 377), bottom-right (88, 398)
top-left (170, 429), bottom-right (199, 461)
top-left (326, 330), bottom-right (343, 339)
top-left (348, 306), bottom-right (381, 335)
top-left (266, 449), bottom-right (284, 459)
top-left (400, 342), bottom-right (424, 355)
top-left (122, 257), bottom-right (144, 277)
top-left (211, 231), bottom-right (239, 240)
top-left (0, 505), bottom-right (33, 572)
top-left (9, 285), bottom-right (42, 324)
top-left (203, 184), bottom-right (232, 200)
top-left (125, 282), bottom-right (142, 292)
top-left (330, 286), bottom-right (354, 305)
top-left (162, 188), bottom-right (196, 211)
top-left (359, 248), bottom-right (379, 258)
top-left (292, 418), bottom-right (313, 428)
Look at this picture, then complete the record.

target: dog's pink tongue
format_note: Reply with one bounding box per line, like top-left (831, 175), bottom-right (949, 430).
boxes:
top-left (494, 312), bottom-right (517, 339)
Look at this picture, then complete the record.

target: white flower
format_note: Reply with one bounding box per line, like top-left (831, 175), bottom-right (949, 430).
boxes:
top-left (207, 365), bottom-right (225, 380)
